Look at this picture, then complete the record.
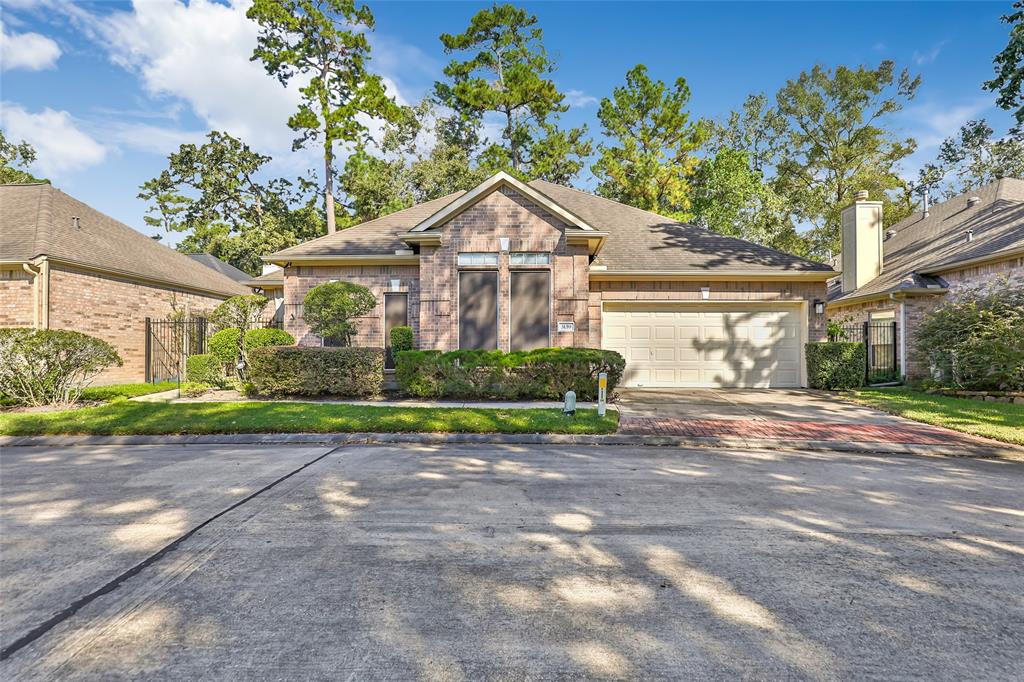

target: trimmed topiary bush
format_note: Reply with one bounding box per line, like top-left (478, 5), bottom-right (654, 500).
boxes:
top-left (0, 328), bottom-right (122, 406)
top-left (805, 342), bottom-right (865, 390)
top-left (246, 346), bottom-right (384, 397)
top-left (390, 325), bottom-right (414, 353)
top-left (209, 328), bottom-right (242, 365)
top-left (185, 353), bottom-right (225, 387)
top-left (303, 281), bottom-right (376, 346)
top-left (243, 327), bottom-right (295, 351)
top-left (395, 347), bottom-right (625, 400)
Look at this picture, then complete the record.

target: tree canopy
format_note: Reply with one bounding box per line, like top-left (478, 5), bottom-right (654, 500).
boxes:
top-left (985, 1), bottom-right (1024, 131)
top-left (0, 130), bottom-right (46, 185)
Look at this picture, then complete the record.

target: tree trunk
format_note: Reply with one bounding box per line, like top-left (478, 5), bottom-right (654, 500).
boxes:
top-left (325, 148), bottom-right (336, 235)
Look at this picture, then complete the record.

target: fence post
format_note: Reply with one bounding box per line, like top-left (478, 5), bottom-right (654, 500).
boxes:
top-left (144, 317), bottom-right (152, 384)
top-left (863, 320), bottom-right (870, 384)
top-left (891, 320), bottom-right (898, 376)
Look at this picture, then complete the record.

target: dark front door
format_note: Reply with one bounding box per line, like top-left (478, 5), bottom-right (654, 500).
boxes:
top-left (458, 271), bottom-right (498, 349)
top-left (510, 270), bottom-right (550, 351)
top-left (384, 293), bottom-right (408, 369)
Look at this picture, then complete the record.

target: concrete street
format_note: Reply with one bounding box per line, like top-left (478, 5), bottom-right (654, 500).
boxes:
top-left (2, 442), bottom-right (1022, 680)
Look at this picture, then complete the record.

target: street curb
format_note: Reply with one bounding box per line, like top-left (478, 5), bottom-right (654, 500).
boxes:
top-left (0, 432), bottom-right (1018, 459)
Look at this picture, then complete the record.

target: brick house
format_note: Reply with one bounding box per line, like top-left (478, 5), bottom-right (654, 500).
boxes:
top-left (0, 183), bottom-right (250, 383)
top-left (827, 180), bottom-right (1024, 379)
top-left (266, 172), bottom-right (835, 388)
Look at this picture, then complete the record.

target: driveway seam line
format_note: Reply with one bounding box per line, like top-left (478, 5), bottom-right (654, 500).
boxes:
top-left (0, 445), bottom-right (342, 662)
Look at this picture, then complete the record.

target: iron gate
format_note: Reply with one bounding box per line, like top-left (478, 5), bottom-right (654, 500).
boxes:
top-left (145, 317), bottom-right (283, 383)
top-left (832, 321), bottom-right (900, 384)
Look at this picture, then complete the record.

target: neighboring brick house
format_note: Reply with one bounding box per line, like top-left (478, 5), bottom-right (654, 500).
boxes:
top-left (827, 180), bottom-right (1024, 379)
top-left (241, 267), bottom-right (285, 323)
top-left (0, 183), bottom-right (250, 383)
top-left (266, 172), bottom-right (835, 388)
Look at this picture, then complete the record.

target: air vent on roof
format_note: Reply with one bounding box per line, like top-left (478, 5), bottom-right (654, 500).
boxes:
top-left (71, 216), bottom-right (81, 229)
top-left (967, 196), bottom-right (981, 208)
top-left (885, 229), bottom-right (896, 241)
top-left (966, 228), bottom-right (974, 243)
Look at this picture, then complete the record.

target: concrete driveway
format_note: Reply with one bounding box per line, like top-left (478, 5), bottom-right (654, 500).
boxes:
top-left (615, 388), bottom-right (907, 424)
top-left (2, 443), bottom-right (1023, 680)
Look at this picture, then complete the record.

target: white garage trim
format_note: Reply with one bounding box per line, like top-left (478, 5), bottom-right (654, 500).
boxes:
top-left (600, 300), bottom-right (808, 388)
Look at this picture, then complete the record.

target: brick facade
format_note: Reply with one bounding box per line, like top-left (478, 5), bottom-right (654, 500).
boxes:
top-left (0, 267), bottom-right (36, 327)
top-left (0, 264), bottom-right (229, 384)
top-left (829, 255), bottom-right (1024, 379)
top-left (283, 265), bottom-right (420, 347)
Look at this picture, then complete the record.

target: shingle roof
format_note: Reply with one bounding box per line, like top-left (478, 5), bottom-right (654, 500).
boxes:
top-left (186, 253), bottom-right (252, 282)
top-left (243, 269), bottom-right (284, 288)
top-left (0, 183), bottom-right (249, 297)
top-left (829, 178), bottom-right (1024, 303)
top-left (268, 177), bottom-right (831, 275)
top-left (530, 180), bottom-right (832, 274)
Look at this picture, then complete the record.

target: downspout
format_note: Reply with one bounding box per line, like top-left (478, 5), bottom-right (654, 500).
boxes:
top-left (37, 258), bottom-right (50, 329)
top-left (892, 293), bottom-right (907, 380)
top-left (21, 262), bottom-right (42, 329)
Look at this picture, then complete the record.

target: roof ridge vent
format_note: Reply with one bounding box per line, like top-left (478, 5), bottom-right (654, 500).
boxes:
top-left (967, 195), bottom-right (981, 208)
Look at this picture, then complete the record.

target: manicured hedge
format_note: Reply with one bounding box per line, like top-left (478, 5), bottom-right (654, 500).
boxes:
top-left (805, 342), bottom-right (865, 390)
top-left (243, 327), bottom-right (295, 351)
top-left (246, 346), bottom-right (384, 397)
top-left (185, 354), bottom-right (225, 387)
top-left (0, 328), bottom-right (122, 406)
top-left (395, 347), bottom-right (625, 400)
top-left (209, 328), bottom-right (242, 364)
top-left (390, 326), bottom-right (414, 354)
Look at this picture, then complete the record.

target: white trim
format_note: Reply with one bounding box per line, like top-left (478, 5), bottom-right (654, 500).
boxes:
top-left (599, 299), bottom-right (809, 388)
top-left (899, 300), bottom-right (907, 379)
top-left (410, 171), bottom-right (596, 232)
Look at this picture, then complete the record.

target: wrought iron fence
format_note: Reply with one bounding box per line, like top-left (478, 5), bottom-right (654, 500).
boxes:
top-left (145, 316), bottom-right (283, 383)
top-left (831, 320), bottom-right (900, 384)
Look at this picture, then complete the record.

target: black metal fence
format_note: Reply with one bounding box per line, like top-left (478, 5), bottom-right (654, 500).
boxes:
top-left (831, 320), bottom-right (900, 384)
top-left (145, 316), bottom-right (283, 383)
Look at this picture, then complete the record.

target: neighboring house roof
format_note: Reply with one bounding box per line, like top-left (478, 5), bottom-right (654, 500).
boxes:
top-left (828, 178), bottom-right (1024, 305)
top-left (267, 175), bottom-right (832, 276)
top-left (242, 269), bottom-right (284, 289)
top-left (186, 253), bottom-right (252, 282)
top-left (0, 183), bottom-right (249, 297)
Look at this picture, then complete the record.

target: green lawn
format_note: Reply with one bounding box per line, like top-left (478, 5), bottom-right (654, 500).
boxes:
top-left (79, 381), bottom-right (179, 402)
top-left (845, 388), bottom-right (1024, 445)
top-left (0, 401), bottom-right (618, 436)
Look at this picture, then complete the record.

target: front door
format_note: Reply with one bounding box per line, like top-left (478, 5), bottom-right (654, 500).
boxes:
top-left (384, 293), bottom-right (408, 369)
top-left (458, 271), bottom-right (498, 349)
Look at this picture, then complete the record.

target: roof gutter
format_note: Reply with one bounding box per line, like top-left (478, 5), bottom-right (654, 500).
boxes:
top-left (827, 285), bottom-right (947, 309)
top-left (590, 270), bottom-right (834, 282)
top-left (40, 256), bottom-right (246, 299)
top-left (262, 254), bottom-right (420, 267)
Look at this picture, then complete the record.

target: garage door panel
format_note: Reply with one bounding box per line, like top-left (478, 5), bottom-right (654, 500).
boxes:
top-left (603, 304), bottom-right (804, 388)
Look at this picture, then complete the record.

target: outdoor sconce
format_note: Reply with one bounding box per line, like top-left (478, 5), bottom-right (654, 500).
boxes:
top-left (499, 237), bottom-right (510, 252)
top-left (700, 286), bottom-right (710, 300)
top-left (390, 279), bottom-right (401, 292)
top-left (814, 300), bottom-right (825, 315)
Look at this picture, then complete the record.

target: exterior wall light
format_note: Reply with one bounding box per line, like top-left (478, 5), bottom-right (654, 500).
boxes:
top-left (814, 300), bottom-right (825, 315)
top-left (390, 279), bottom-right (401, 292)
top-left (499, 237), bottom-right (510, 252)
top-left (700, 287), bottom-right (710, 300)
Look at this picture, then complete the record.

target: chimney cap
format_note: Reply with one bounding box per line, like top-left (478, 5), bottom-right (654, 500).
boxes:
top-left (854, 190), bottom-right (869, 201)
top-left (967, 196), bottom-right (981, 207)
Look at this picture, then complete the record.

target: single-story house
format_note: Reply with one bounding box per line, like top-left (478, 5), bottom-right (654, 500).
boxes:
top-left (186, 253), bottom-right (253, 282)
top-left (265, 172), bottom-right (835, 388)
top-left (0, 183), bottom-right (250, 383)
top-left (827, 179), bottom-right (1024, 379)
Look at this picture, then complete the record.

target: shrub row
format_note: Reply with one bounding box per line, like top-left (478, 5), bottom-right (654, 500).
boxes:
top-left (805, 342), bottom-right (864, 390)
top-left (246, 346), bottom-right (384, 397)
top-left (395, 347), bottom-right (625, 400)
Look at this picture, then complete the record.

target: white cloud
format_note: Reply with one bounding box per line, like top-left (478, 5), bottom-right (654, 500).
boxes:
top-left (1, 103), bottom-right (107, 176)
top-left (913, 41), bottom-right (947, 66)
top-left (897, 97), bottom-right (994, 179)
top-left (0, 22), bottom-right (61, 71)
top-left (565, 89), bottom-right (598, 107)
top-left (99, 121), bottom-right (208, 156)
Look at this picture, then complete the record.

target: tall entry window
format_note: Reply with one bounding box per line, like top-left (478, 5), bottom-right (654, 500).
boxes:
top-left (383, 293), bottom-right (409, 369)
top-left (510, 270), bottom-right (550, 351)
top-left (458, 271), bottom-right (498, 349)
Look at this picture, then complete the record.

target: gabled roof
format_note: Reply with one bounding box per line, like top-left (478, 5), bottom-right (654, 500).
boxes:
top-left (187, 253), bottom-right (252, 282)
top-left (829, 178), bottom-right (1024, 304)
top-left (266, 173), bottom-right (833, 277)
top-left (0, 183), bottom-right (249, 298)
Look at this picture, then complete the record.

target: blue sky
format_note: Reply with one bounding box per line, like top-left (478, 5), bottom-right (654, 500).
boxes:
top-left (0, 1), bottom-right (1016, 244)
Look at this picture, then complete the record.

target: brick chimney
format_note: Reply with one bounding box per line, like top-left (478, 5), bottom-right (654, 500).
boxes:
top-left (840, 190), bottom-right (884, 293)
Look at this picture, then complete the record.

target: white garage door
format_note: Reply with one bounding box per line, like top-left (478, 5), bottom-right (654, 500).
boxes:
top-left (602, 303), bottom-right (804, 388)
